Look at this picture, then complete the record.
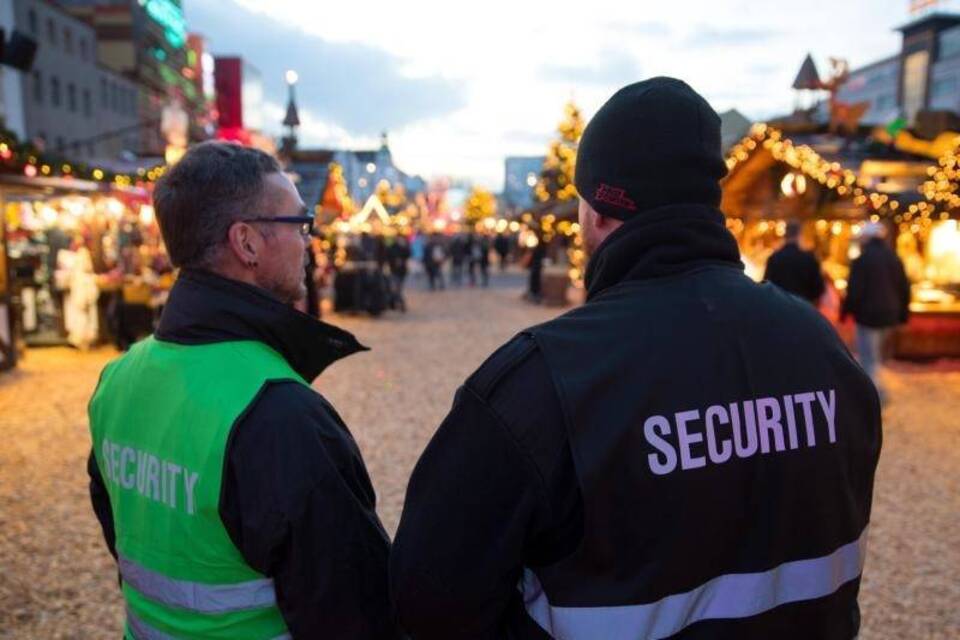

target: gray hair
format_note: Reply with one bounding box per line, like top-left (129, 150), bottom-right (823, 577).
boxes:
top-left (153, 141), bottom-right (282, 269)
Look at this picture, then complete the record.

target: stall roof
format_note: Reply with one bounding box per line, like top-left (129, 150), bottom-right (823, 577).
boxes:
top-left (0, 174), bottom-right (150, 199)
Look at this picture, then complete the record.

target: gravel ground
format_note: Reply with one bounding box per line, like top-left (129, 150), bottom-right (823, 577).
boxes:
top-left (0, 276), bottom-right (957, 639)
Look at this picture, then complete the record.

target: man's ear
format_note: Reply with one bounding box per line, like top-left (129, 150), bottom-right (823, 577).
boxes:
top-left (596, 213), bottom-right (615, 229)
top-left (226, 222), bottom-right (260, 268)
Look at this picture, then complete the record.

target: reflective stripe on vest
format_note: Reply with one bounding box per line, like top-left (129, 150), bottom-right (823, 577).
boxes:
top-left (126, 607), bottom-right (292, 640)
top-left (523, 526), bottom-right (869, 640)
top-left (120, 554), bottom-right (278, 614)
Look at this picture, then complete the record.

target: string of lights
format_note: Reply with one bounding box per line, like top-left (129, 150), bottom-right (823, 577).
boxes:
top-left (0, 133), bottom-right (165, 187)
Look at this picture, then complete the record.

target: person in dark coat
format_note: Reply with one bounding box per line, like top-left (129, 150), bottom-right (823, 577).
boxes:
top-left (841, 222), bottom-right (911, 396)
top-left (449, 234), bottom-right (467, 286)
top-left (494, 233), bottom-right (511, 271)
top-left (391, 78), bottom-right (881, 640)
top-left (763, 221), bottom-right (825, 305)
top-left (423, 233), bottom-right (446, 291)
top-left (477, 233), bottom-right (491, 286)
top-left (526, 235), bottom-right (546, 302)
top-left (387, 236), bottom-right (411, 311)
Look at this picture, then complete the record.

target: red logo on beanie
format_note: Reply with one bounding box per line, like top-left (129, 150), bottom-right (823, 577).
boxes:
top-left (594, 184), bottom-right (637, 211)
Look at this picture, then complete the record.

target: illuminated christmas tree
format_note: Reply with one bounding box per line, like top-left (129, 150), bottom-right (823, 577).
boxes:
top-left (464, 186), bottom-right (497, 226)
top-left (320, 162), bottom-right (355, 219)
top-left (535, 101), bottom-right (584, 203)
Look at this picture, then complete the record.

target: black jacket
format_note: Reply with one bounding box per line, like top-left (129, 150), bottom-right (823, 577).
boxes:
top-left (763, 242), bottom-right (825, 304)
top-left (392, 205), bottom-right (880, 640)
top-left (88, 269), bottom-right (399, 639)
top-left (842, 238), bottom-right (911, 328)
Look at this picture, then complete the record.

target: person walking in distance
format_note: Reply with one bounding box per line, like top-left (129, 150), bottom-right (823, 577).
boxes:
top-left (764, 221), bottom-right (826, 305)
top-left (88, 142), bottom-right (397, 640)
top-left (391, 78), bottom-right (881, 640)
top-left (841, 221), bottom-right (911, 399)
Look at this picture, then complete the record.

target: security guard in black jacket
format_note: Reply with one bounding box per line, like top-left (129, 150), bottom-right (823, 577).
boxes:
top-left (391, 78), bottom-right (882, 640)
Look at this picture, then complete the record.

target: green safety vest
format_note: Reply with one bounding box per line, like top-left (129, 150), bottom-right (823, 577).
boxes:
top-left (89, 337), bottom-right (307, 640)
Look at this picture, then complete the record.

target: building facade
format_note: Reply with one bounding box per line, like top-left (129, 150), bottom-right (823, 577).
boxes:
top-left (289, 136), bottom-right (426, 213)
top-left (836, 12), bottom-right (960, 125)
top-left (2, 0), bottom-right (139, 161)
top-left (502, 155), bottom-right (544, 214)
top-left (60, 0), bottom-right (208, 155)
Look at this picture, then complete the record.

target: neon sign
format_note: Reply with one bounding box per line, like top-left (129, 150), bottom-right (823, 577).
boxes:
top-left (142, 0), bottom-right (186, 49)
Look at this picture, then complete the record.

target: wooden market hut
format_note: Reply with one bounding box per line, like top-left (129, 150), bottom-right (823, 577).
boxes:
top-left (721, 122), bottom-right (960, 358)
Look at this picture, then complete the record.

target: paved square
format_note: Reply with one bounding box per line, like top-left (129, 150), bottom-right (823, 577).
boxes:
top-left (0, 279), bottom-right (956, 638)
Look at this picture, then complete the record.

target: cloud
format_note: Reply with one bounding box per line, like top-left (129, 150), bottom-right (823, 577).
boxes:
top-left (540, 50), bottom-right (642, 86)
top-left (603, 20), bottom-right (672, 37)
top-left (686, 26), bottom-right (783, 47)
top-left (184, 0), bottom-right (465, 136)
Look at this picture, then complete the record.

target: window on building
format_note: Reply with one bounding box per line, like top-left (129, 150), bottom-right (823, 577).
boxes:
top-left (111, 83), bottom-right (119, 112)
top-left (67, 83), bottom-right (77, 112)
top-left (32, 70), bottom-right (43, 104)
top-left (28, 9), bottom-right (38, 35)
top-left (875, 94), bottom-right (896, 112)
top-left (46, 18), bottom-right (56, 46)
top-left (931, 76), bottom-right (959, 111)
top-left (100, 77), bottom-right (108, 107)
top-left (903, 50), bottom-right (930, 124)
top-left (83, 89), bottom-right (92, 118)
top-left (63, 28), bottom-right (73, 54)
top-left (87, 142), bottom-right (95, 157)
top-left (55, 136), bottom-right (65, 151)
top-left (79, 39), bottom-right (88, 61)
top-left (72, 141), bottom-right (80, 156)
top-left (50, 76), bottom-right (61, 107)
top-left (940, 26), bottom-right (960, 60)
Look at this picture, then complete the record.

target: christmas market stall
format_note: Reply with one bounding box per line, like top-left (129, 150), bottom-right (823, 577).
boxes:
top-left (721, 123), bottom-right (960, 358)
top-left (0, 138), bottom-right (168, 357)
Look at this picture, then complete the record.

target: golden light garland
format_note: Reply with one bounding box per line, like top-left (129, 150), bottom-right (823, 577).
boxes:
top-left (919, 135), bottom-right (960, 212)
top-left (725, 123), bottom-right (900, 219)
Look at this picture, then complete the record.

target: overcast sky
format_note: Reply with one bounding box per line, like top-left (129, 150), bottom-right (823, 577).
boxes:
top-left (186, 0), bottom-right (922, 190)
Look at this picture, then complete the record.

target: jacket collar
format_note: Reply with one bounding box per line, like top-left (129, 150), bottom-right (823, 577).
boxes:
top-left (156, 269), bottom-right (367, 381)
top-left (584, 203), bottom-right (743, 301)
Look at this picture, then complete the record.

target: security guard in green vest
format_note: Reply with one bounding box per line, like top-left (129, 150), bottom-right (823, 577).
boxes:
top-left (88, 142), bottom-right (397, 639)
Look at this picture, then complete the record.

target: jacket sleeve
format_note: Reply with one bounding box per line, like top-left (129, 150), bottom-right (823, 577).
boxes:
top-left (391, 386), bottom-right (554, 640)
top-left (220, 381), bottom-right (399, 640)
top-left (88, 449), bottom-right (118, 561)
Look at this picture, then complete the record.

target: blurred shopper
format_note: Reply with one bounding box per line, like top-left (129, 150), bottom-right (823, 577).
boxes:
top-left (494, 232), bottom-right (511, 271)
top-left (88, 142), bottom-right (395, 640)
top-left (764, 221), bottom-right (825, 305)
top-left (450, 234), bottom-right (467, 286)
top-left (472, 233), bottom-right (491, 287)
top-left (62, 240), bottom-right (99, 351)
top-left (424, 233), bottom-right (446, 291)
top-left (392, 78), bottom-right (882, 640)
top-left (388, 235), bottom-right (411, 311)
top-left (842, 222), bottom-right (911, 398)
top-left (526, 234), bottom-right (546, 303)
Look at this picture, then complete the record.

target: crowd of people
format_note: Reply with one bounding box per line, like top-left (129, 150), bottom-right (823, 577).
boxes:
top-left (417, 231), bottom-right (513, 290)
top-left (312, 230), bottom-right (517, 317)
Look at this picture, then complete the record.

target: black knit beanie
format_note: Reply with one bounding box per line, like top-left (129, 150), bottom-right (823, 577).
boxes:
top-left (574, 77), bottom-right (727, 220)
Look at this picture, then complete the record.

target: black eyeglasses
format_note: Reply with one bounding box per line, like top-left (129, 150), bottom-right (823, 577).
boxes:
top-left (244, 214), bottom-right (315, 237)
